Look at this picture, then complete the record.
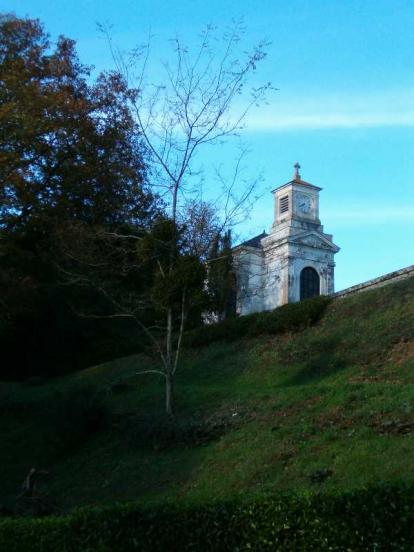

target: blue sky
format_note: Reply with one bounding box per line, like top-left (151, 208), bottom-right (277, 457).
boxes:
top-left (5, 0), bottom-right (414, 290)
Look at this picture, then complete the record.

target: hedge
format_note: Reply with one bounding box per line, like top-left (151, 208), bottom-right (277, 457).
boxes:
top-left (1, 484), bottom-right (414, 551)
top-left (185, 295), bottom-right (332, 348)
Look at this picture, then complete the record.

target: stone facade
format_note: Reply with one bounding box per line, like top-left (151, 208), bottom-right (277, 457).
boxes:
top-left (233, 165), bottom-right (340, 315)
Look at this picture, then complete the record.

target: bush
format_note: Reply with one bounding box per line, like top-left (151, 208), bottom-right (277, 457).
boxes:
top-left (185, 295), bottom-right (331, 348)
top-left (1, 484), bottom-right (414, 551)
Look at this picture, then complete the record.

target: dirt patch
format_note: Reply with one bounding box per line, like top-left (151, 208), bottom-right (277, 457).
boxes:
top-left (347, 339), bottom-right (414, 383)
top-left (260, 396), bottom-right (322, 426)
top-left (278, 396), bottom-right (321, 418)
top-left (369, 413), bottom-right (414, 436)
top-left (348, 343), bottom-right (412, 383)
top-left (349, 372), bottom-right (403, 385)
top-left (314, 406), bottom-right (356, 430)
top-left (273, 443), bottom-right (299, 466)
top-left (387, 339), bottom-right (414, 367)
top-left (313, 407), bottom-right (414, 437)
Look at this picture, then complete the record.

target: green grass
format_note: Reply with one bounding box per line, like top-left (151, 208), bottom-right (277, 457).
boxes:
top-left (1, 276), bottom-right (413, 513)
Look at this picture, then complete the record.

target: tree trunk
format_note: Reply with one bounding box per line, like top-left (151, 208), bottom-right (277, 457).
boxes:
top-left (165, 307), bottom-right (174, 416)
top-left (165, 372), bottom-right (174, 416)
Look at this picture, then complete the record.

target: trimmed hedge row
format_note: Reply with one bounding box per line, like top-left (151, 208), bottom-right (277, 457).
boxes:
top-left (1, 484), bottom-right (414, 551)
top-left (185, 295), bottom-right (332, 348)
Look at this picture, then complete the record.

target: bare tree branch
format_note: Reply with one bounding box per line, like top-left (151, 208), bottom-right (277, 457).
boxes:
top-left (91, 21), bottom-right (274, 415)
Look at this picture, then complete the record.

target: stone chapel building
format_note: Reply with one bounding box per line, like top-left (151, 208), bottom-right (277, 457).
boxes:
top-left (233, 164), bottom-right (340, 316)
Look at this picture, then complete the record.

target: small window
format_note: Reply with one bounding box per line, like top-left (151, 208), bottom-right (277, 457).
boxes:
top-left (279, 195), bottom-right (289, 214)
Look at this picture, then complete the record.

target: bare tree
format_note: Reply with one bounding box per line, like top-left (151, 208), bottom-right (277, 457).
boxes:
top-left (102, 21), bottom-right (272, 224)
top-left (90, 22), bottom-right (273, 415)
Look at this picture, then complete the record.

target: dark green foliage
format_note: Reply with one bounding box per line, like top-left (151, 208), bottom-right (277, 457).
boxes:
top-left (207, 230), bottom-right (236, 320)
top-left (0, 276), bottom-right (144, 379)
top-left (0, 15), bottom-right (158, 379)
top-left (1, 484), bottom-right (414, 551)
top-left (0, 383), bottom-right (109, 452)
top-left (42, 386), bottom-right (109, 451)
top-left (0, 390), bottom-right (41, 419)
top-left (185, 295), bottom-right (332, 347)
top-left (138, 217), bottom-right (207, 312)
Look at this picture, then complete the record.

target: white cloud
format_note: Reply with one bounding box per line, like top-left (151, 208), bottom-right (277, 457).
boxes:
top-left (247, 112), bottom-right (414, 131)
top-left (243, 89), bottom-right (414, 131)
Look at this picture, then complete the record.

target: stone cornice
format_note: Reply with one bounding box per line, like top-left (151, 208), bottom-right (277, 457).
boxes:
top-left (271, 178), bottom-right (322, 194)
top-left (334, 265), bottom-right (414, 298)
top-left (289, 230), bottom-right (340, 253)
top-left (261, 230), bottom-right (339, 254)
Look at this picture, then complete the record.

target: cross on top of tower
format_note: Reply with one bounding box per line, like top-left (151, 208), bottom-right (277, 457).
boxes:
top-left (294, 162), bottom-right (301, 180)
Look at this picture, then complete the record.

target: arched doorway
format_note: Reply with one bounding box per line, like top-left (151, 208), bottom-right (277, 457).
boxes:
top-left (300, 267), bottom-right (320, 300)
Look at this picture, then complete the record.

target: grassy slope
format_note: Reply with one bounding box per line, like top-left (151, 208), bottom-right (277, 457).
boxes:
top-left (1, 276), bottom-right (413, 511)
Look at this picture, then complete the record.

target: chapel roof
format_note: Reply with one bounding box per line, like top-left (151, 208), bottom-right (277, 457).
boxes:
top-left (238, 231), bottom-right (268, 249)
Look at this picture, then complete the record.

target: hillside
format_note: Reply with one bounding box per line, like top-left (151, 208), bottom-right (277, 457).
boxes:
top-left (1, 276), bottom-right (413, 513)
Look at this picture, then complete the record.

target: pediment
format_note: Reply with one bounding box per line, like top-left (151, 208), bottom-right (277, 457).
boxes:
top-left (290, 231), bottom-right (340, 252)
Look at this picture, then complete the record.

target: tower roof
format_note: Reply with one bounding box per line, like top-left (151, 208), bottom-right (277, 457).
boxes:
top-left (272, 163), bottom-right (322, 193)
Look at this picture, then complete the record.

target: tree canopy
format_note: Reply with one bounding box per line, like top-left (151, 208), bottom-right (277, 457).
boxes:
top-left (0, 14), bottom-right (154, 231)
top-left (0, 15), bottom-right (157, 378)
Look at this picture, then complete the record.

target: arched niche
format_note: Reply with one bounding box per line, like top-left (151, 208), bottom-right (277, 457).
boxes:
top-left (300, 267), bottom-right (320, 300)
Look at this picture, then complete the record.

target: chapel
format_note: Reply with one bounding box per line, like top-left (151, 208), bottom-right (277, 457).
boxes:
top-left (233, 164), bottom-right (340, 316)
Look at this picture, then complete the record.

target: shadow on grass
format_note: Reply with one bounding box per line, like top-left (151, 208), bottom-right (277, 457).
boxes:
top-left (0, 342), bottom-right (255, 511)
top-left (284, 335), bottom-right (349, 386)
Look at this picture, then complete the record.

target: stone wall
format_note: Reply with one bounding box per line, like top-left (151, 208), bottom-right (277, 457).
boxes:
top-left (333, 264), bottom-right (414, 299)
top-left (233, 247), bottom-right (267, 315)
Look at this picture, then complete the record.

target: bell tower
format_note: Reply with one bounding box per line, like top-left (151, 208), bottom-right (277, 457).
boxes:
top-left (261, 163), bottom-right (340, 308)
top-left (272, 162), bottom-right (321, 232)
top-left (233, 164), bottom-right (340, 316)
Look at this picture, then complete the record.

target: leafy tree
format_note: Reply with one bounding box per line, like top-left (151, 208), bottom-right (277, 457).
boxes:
top-left (0, 15), bottom-right (156, 378)
top-left (0, 14), bottom-right (153, 230)
top-left (55, 216), bottom-right (208, 415)
top-left (207, 230), bottom-right (237, 321)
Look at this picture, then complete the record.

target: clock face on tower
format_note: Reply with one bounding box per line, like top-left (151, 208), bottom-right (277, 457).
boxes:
top-left (297, 194), bottom-right (312, 215)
